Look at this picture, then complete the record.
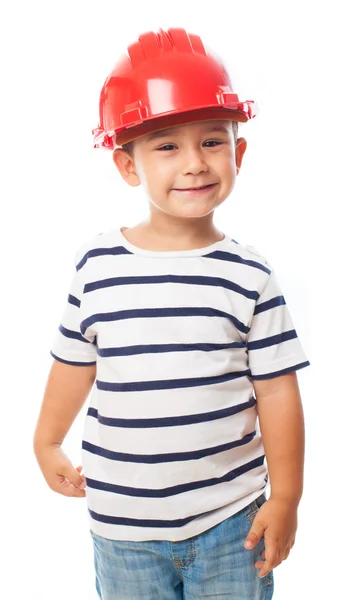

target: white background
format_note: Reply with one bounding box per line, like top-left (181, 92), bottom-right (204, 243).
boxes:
top-left (1, 0), bottom-right (361, 598)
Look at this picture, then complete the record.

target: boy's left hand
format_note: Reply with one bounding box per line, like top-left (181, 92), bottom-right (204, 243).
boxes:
top-left (244, 497), bottom-right (298, 578)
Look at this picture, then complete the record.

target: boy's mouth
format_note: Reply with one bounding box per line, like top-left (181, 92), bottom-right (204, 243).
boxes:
top-left (173, 183), bottom-right (217, 191)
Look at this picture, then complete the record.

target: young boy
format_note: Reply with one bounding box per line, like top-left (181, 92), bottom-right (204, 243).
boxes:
top-left (33, 28), bottom-right (310, 599)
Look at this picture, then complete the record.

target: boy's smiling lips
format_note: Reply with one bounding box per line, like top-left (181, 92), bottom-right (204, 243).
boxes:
top-left (172, 183), bottom-right (218, 192)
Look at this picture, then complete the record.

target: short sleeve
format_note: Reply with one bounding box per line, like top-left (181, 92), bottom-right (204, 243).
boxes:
top-left (50, 248), bottom-right (97, 367)
top-left (247, 268), bottom-right (310, 380)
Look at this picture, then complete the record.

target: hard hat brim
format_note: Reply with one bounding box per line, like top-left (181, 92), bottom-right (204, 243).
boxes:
top-left (114, 107), bottom-right (249, 148)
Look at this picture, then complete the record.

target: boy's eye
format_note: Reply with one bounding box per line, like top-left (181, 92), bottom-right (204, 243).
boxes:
top-left (157, 144), bottom-right (177, 151)
top-left (204, 140), bottom-right (223, 147)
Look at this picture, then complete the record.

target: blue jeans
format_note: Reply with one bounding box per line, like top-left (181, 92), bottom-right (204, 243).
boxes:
top-left (90, 493), bottom-right (274, 599)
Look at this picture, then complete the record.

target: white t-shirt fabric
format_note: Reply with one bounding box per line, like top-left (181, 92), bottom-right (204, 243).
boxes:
top-left (50, 227), bottom-right (310, 542)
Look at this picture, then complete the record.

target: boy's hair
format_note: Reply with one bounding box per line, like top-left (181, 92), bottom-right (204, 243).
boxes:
top-left (119, 121), bottom-right (239, 156)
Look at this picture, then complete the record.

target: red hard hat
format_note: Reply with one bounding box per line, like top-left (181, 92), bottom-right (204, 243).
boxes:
top-left (92, 28), bottom-right (258, 149)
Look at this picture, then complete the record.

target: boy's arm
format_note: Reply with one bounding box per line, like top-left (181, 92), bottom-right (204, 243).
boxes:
top-left (33, 359), bottom-right (96, 497)
top-left (243, 370), bottom-right (305, 578)
top-left (33, 359), bottom-right (96, 449)
top-left (253, 370), bottom-right (305, 504)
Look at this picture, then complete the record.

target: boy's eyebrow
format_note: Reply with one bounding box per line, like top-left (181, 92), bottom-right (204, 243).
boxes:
top-left (145, 128), bottom-right (175, 141)
top-left (144, 124), bottom-right (230, 142)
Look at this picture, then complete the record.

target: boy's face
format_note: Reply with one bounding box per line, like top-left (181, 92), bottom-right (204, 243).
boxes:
top-left (113, 120), bottom-right (246, 222)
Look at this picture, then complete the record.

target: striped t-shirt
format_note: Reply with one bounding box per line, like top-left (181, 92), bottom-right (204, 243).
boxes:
top-left (50, 226), bottom-right (310, 542)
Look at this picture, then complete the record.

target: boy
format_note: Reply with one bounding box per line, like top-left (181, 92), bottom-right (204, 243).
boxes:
top-left (33, 28), bottom-right (310, 599)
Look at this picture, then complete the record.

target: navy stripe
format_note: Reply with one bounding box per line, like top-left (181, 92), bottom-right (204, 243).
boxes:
top-left (68, 294), bottom-right (81, 308)
top-left (85, 455), bottom-right (265, 500)
top-left (88, 507), bottom-right (209, 528)
top-left (247, 330), bottom-right (297, 350)
top-left (254, 295), bottom-right (285, 315)
top-left (81, 307), bottom-right (250, 336)
top-left (58, 324), bottom-right (92, 343)
top-left (98, 341), bottom-right (246, 358)
top-left (82, 430), bottom-right (257, 463)
top-left (84, 274), bottom-right (259, 300)
top-left (86, 397), bottom-right (256, 428)
top-left (96, 369), bottom-right (250, 393)
top-left (76, 246), bottom-right (132, 271)
top-left (50, 351), bottom-right (96, 367)
top-left (251, 361), bottom-right (311, 380)
top-left (205, 250), bottom-right (271, 274)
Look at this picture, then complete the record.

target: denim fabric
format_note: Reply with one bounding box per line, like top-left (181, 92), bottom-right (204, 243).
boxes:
top-left (90, 493), bottom-right (274, 599)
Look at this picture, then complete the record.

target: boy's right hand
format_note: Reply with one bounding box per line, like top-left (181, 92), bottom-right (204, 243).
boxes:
top-left (34, 444), bottom-right (87, 498)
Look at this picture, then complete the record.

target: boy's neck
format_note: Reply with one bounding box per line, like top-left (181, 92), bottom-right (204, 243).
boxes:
top-left (122, 218), bottom-right (225, 252)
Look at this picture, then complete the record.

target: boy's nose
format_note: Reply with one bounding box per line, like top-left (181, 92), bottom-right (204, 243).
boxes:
top-left (182, 148), bottom-right (208, 175)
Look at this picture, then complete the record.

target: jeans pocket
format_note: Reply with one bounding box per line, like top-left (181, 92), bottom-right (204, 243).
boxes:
top-left (246, 492), bottom-right (267, 523)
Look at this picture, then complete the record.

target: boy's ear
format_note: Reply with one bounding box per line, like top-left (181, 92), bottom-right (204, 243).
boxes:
top-left (235, 137), bottom-right (247, 174)
top-left (112, 148), bottom-right (141, 187)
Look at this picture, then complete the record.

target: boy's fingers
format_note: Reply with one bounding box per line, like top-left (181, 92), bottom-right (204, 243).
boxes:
top-left (75, 465), bottom-right (86, 487)
top-left (57, 476), bottom-right (86, 497)
top-left (283, 547), bottom-right (291, 560)
top-left (53, 474), bottom-right (85, 498)
top-left (258, 559), bottom-right (272, 578)
top-left (52, 465), bottom-right (86, 497)
top-left (258, 541), bottom-right (280, 577)
top-left (254, 560), bottom-right (265, 569)
top-left (244, 519), bottom-right (265, 549)
top-left (63, 465), bottom-right (86, 489)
